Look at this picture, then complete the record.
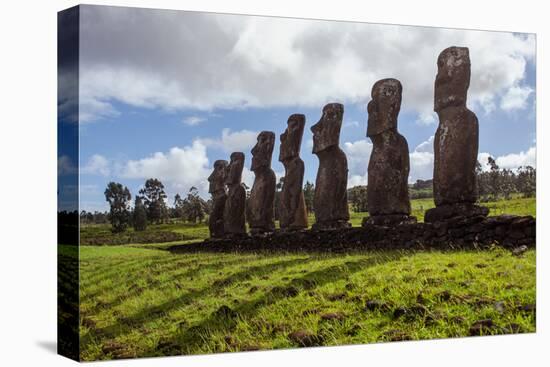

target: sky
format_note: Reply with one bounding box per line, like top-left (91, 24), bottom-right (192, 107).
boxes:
top-left (57, 5), bottom-right (536, 212)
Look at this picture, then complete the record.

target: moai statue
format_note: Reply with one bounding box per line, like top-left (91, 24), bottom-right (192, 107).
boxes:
top-left (223, 152), bottom-right (247, 236)
top-left (248, 131), bottom-right (276, 235)
top-left (424, 46), bottom-right (489, 223)
top-left (279, 114), bottom-right (308, 231)
top-left (207, 160), bottom-right (228, 239)
top-left (364, 78), bottom-right (416, 226)
top-left (311, 103), bottom-right (350, 230)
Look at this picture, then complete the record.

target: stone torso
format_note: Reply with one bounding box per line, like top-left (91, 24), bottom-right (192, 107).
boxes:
top-left (280, 157), bottom-right (308, 230)
top-left (433, 106), bottom-right (479, 206)
top-left (314, 146), bottom-right (350, 227)
top-left (209, 191), bottom-right (227, 238)
top-left (248, 168), bottom-right (276, 233)
top-left (367, 130), bottom-right (411, 215)
top-left (224, 183), bottom-right (246, 235)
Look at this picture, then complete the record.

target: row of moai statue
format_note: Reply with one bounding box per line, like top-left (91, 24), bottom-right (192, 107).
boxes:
top-left (207, 46), bottom-right (488, 239)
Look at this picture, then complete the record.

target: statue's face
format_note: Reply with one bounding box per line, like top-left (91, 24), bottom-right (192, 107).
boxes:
top-left (434, 46), bottom-right (470, 112)
top-left (279, 114), bottom-right (305, 162)
top-left (208, 160), bottom-right (228, 194)
top-left (251, 131), bottom-right (275, 171)
top-left (367, 78), bottom-right (402, 137)
top-left (311, 103), bottom-right (344, 154)
top-left (225, 152), bottom-right (245, 185)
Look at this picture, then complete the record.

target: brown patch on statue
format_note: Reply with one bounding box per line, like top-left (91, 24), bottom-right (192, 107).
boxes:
top-left (223, 152), bottom-right (247, 237)
top-left (208, 160), bottom-right (228, 238)
top-left (279, 114), bottom-right (308, 231)
top-left (364, 78), bottom-right (416, 226)
top-left (425, 46), bottom-right (488, 223)
top-left (248, 131), bottom-right (276, 235)
top-left (311, 103), bottom-right (350, 230)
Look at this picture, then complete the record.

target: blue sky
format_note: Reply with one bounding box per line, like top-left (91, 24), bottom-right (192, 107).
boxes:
top-left (58, 5), bottom-right (536, 212)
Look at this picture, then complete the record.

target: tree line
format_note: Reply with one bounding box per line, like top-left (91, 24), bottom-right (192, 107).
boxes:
top-left (96, 178), bottom-right (209, 233)
top-left (87, 177), bottom-right (319, 233)
top-left (476, 158), bottom-right (535, 201)
top-left (347, 157), bottom-right (535, 212)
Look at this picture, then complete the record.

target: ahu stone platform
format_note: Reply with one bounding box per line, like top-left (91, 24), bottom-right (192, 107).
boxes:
top-left (168, 214), bottom-right (535, 254)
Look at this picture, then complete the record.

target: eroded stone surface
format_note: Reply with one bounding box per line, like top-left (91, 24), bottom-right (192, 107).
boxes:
top-left (426, 46), bottom-right (486, 222)
top-left (365, 79), bottom-right (414, 225)
top-left (248, 131), bottom-right (276, 234)
top-left (208, 159), bottom-right (228, 238)
top-left (311, 103), bottom-right (350, 230)
top-left (223, 152), bottom-right (247, 236)
top-left (279, 114), bottom-right (308, 231)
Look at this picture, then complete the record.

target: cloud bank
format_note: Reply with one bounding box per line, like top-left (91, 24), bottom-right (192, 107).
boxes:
top-left (76, 6), bottom-right (535, 123)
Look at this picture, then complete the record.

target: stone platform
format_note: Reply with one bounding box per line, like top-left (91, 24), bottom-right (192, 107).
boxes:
top-left (168, 214), bottom-right (536, 254)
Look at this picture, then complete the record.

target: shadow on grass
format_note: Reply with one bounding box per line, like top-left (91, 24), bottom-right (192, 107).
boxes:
top-left (81, 255), bottom-right (182, 286)
top-left (82, 256), bottom-right (264, 315)
top-left (142, 252), bottom-right (404, 357)
top-left (80, 256), bottom-right (312, 350)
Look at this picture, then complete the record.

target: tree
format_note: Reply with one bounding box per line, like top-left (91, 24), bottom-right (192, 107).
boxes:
top-left (487, 156), bottom-right (501, 200)
top-left (173, 193), bottom-right (185, 220)
top-left (348, 185), bottom-right (368, 212)
top-left (133, 196), bottom-right (147, 231)
top-left (104, 182), bottom-right (131, 233)
top-left (139, 178), bottom-right (168, 224)
top-left (182, 186), bottom-right (207, 223)
top-left (500, 168), bottom-right (517, 200)
top-left (303, 181), bottom-right (315, 213)
top-left (517, 166), bottom-right (536, 197)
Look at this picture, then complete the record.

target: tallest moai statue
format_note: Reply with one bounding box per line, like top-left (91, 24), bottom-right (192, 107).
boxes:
top-left (425, 46), bottom-right (488, 222)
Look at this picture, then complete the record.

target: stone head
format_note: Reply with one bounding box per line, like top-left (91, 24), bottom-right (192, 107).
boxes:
top-left (367, 78), bottom-right (402, 137)
top-left (208, 160), bottom-right (228, 194)
top-left (225, 152), bottom-right (245, 185)
top-left (251, 131), bottom-right (275, 172)
top-left (279, 114), bottom-right (305, 162)
top-left (311, 103), bottom-right (344, 154)
top-left (434, 46), bottom-right (471, 112)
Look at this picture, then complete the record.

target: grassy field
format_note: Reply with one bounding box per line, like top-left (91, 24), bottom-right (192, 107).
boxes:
top-left (76, 197), bottom-right (536, 360)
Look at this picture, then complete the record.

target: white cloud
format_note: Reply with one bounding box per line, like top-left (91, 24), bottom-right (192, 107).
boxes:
top-left (478, 147), bottom-right (536, 171)
top-left (182, 115), bottom-right (207, 126)
top-left (120, 140), bottom-right (211, 195)
top-left (500, 85), bottom-right (533, 111)
top-left (496, 146), bottom-right (536, 170)
top-left (409, 151), bottom-right (434, 183)
top-left (58, 155), bottom-right (76, 176)
top-left (343, 139), bottom-right (373, 187)
top-left (414, 135), bottom-right (435, 154)
top-left (82, 154), bottom-right (110, 176)
top-left (75, 6), bottom-right (535, 122)
top-left (241, 167), bottom-right (255, 189)
top-left (408, 135), bottom-right (436, 183)
top-left (416, 111), bottom-right (437, 126)
top-left (199, 128), bottom-right (259, 153)
top-left (79, 96), bottom-right (120, 123)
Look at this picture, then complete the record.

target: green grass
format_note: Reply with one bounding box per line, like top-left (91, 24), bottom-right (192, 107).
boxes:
top-left (78, 245), bottom-right (535, 360)
top-left (76, 196), bottom-right (536, 360)
top-left (354, 196), bottom-right (534, 223)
